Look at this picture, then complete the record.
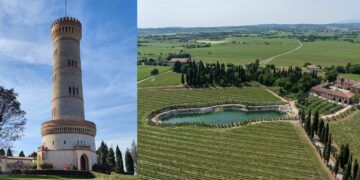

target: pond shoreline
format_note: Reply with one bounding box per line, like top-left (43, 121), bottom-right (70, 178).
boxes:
top-left (151, 104), bottom-right (297, 126)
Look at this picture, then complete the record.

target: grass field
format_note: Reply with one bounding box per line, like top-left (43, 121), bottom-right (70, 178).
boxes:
top-left (329, 110), bottom-right (360, 160)
top-left (339, 73), bottom-right (360, 81)
top-left (138, 71), bottom-right (181, 87)
top-left (272, 40), bottom-right (360, 67)
top-left (138, 37), bottom-right (299, 65)
top-left (138, 122), bottom-right (330, 179)
top-left (138, 65), bottom-right (171, 81)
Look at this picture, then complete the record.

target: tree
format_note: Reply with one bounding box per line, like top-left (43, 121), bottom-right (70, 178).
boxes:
top-left (0, 148), bottom-right (5, 156)
top-left (97, 141), bottom-right (109, 166)
top-left (130, 140), bottom-right (137, 172)
top-left (318, 119), bottom-right (324, 135)
top-left (173, 61), bottom-right (183, 73)
top-left (115, 145), bottom-right (125, 174)
top-left (312, 110), bottom-right (319, 132)
top-left (353, 159), bottom-right (359, 180)
top-left (181, 73), bottom-right (185, 84)
top-left (19, 151), bottom-right (25, 157)
top-left (334, 155), bottom-right (340, 174)
top-left (355, 166), bottom-right (360, 180)
top-left (29, 151), bottom-right (37, 159)
top-left (0, 86), bottom-right (27, 148)
top-left (324, 69), bottom-right (338, 82)
top-left (343, 155), bottom-right (352, 180)
top-left (341, 144), bottom-right (351, 169)
top-left (107, 147), bottom-right (116, 171)
top-left (323, 134), bottom-right (331, 162)
top-left (150, 68), bottom-right (159, 76)
top-left (125, 149), bottom-right (134, 175)
top-left (6, 148), bottom-right (12, 156)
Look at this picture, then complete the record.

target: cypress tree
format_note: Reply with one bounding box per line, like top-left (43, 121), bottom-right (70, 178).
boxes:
top-left (324, 134), bottom-right (331, 162)
top-left (324, 123), bottom-right (329, 144)
top-left (107, 147), bottom-right (116, 171)
top-left (318, 119), bottom-right (324, 135)
top-left (334, 155), bottom-right (340, 174)
top-left (6, 148), bottom-right (12, 156)
top-left (115, 145), bottom-right (125, 174)
top-left (181, 73), bottom-right (185, 84)
top-left (342, 144), bottom-right (350, 169)
top-left (343, 155), bottom-right (352, 180)
top-left (313, 110), bottom-right (319, 132)
top-left (0, 148), bottom-right (5, 156)
top-left (353, 159), bottom-right (359, 180)
top-left (125, 149), bottom-right (134, 175)
top-left (355, 167), bottom-right (360, 180)
top-left (19, 151), bottom-right (25, 157)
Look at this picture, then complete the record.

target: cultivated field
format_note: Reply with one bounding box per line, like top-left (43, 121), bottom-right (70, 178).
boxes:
top-left (329, 109), bottom-right (360, 160)
top-left (138, 37), bottom-right (299, 65)
top-left (272, 40), bottom-right (360, 67)
top-left (138, 122), bottom-right (330, 179)
top-left (138, 71), bottom-right (181, 87)
top-left (298, 96), bottom-right (343, 115)
top-left (138, 65), bottom-right (171, 81)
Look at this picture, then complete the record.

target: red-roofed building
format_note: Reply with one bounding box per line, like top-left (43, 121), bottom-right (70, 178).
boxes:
top-left (310, 80), bottom-right (357, 104)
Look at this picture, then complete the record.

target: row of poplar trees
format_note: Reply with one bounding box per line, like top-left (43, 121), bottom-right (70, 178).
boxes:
top-left (300, 110), bottom-right (360, 179)
top-left (96, 141), bottom-right (135, 175)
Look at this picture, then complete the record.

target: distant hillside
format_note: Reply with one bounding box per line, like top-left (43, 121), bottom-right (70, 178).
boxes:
top-left (138, 23), bottom-right (360, 36)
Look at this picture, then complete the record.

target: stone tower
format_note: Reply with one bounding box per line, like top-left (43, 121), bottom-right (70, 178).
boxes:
top-left (38, 17), bottom-right (97, 171)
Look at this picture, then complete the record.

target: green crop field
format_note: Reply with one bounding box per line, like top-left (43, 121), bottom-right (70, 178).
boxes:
top-left (138, 122), bottom-right (330, 179)
top-left (138, 65), bottom-right (171, 81)
top-left (138, 71), bottom-right (181, 87)
top-left (272, 40), bottom-right (360, 67)
top-left (329, 110), bottom-right (360, 160)
top-left (339, 73), bottom-right (360, 81)
top-left (138, 37), bottom-right (299, 65)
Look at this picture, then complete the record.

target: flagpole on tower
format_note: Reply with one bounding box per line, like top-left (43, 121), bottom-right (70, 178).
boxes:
top-left (65, 0), bottom-right (67, 17)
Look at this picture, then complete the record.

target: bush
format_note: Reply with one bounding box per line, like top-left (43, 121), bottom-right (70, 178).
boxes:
top-left (39, 162), bottom-right (53, 170)
top-left (92, 163), bottom-right (111, 174)
top-left (18, 170), bottom-right (94, 178)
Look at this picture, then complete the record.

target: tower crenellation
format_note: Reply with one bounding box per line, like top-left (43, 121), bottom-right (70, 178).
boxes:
top-left (51, 17), bottom-right (82, 43)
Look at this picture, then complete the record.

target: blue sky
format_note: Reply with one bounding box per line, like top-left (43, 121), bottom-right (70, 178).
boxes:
top-left (0, 0), bottom-right (137, 155)
top-left (139, 0), bottom-right (360, 28)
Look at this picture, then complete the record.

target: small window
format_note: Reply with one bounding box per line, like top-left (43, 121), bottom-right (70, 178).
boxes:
top-left (64, 140), bottom-right (66, 144)
top-left (68, 60), bottom-right (71, 66)
top-left (68, 87), bottom-right (71, 94)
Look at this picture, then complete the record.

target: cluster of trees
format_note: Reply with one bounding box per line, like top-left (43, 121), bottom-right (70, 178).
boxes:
top-left (166, 53), bottom-right (191, 60)
top-left (300, 110), bottom-right (332, 162)
top-left (180, 43), bottom-right (211, 49)
top-left (150, 68), bottom-right (159, 76)
top-left (300, 110), bottom-right (360, 179)
top-left (0, 148), bottom-right (37, 159)
top-left (179, 60), bottom-right (321, 94)
top-left (94, 141), bottom-right (136, 175)
top-left (331, 63), bottom-right (360, 75)
top-left (334, 144), bottom-right (360, 180)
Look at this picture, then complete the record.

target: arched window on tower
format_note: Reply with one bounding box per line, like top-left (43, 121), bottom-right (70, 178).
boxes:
top-left (71, 60), bottom-right (74, 66)
top-left (68, 60), bottom-right (71, 66)
top-left (72, 87), bottom-right (75, 95)
top-left (69, 87), bottom-right (72, 95)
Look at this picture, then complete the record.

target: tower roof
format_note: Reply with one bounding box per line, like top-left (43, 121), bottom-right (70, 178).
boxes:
top-left (51, 16), bottom-right (82, 29)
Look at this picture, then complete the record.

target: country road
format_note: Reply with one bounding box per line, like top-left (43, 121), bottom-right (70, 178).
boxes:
top-left (261, 40), bottom-right (303, 65)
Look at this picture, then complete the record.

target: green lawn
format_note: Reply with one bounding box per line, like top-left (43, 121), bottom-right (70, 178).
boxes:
top-left (330, 110), bottom-right (360, 160)
top-left (272, 40), bottom-right (360, 67)
top-left (137, 65), bottom-right (171, 81)
top-left (138, 37), bottom-right (299, 65)
top-left (339, 73), bottom-right (360, 81)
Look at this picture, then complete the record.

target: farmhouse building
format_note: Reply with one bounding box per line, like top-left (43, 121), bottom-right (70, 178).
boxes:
top-left (310, 80), bottom-right (358, 104)
top-left (168, 58), bottom-right (190, 66)
top-left (306, 64), bottom-right (321, 73)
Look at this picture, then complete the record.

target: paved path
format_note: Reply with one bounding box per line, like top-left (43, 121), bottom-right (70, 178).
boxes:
top-left (137, 70), bottom-right (173, 84)
top-left (261, 40), bottom-right (303, 65)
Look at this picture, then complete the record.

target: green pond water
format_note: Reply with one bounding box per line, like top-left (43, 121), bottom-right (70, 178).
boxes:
top-left (162, 110), bottom-right (286, 125)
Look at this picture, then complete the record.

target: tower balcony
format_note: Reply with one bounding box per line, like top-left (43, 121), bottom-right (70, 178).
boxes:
top-left (41, 119), bottom-right (96, 137)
